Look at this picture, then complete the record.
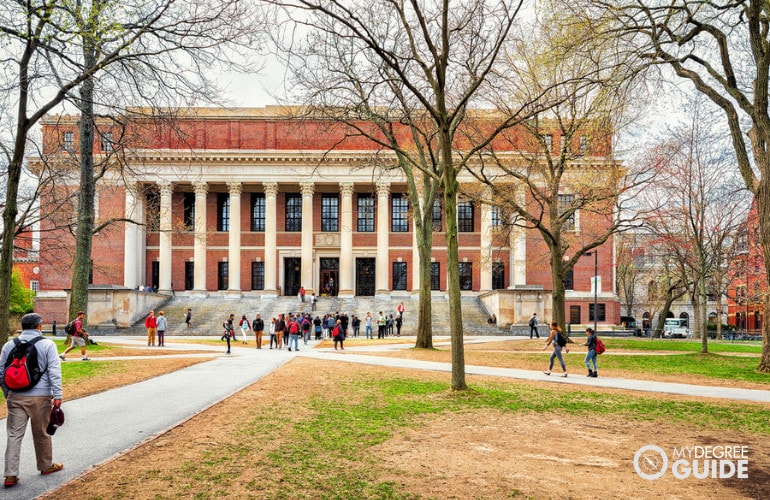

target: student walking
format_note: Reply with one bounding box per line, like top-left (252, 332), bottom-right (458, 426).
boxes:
top-left (269, 318), bottom-right (277, 349)
top-left (529, 313), bottom-right (539, 339)
top-left (239, 315), bottom-right (250, 344)
top-left (0, 313), bottom-right (64, 487)
top-left (184, 308), bottom-right (192, 328)
top-left (60, 311), bottom-right (90, 361)
top-left (252, 314), bottom-right (265, 349)
top-left (583, 327), bottom-right (598, 377)
top-left (542, 321), bottom-right (569, 377)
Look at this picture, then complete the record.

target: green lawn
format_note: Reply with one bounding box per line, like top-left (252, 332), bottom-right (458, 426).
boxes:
top-left (601, 337), bottom-right (763, 353)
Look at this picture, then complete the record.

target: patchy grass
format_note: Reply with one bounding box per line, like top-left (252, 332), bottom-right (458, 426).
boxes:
top-left (601, 338), bottom-right (763, 353)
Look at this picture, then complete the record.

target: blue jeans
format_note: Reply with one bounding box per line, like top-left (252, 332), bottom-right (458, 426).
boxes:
top-left (549, 345), bottom-right (566, 371)
top-left (289, 333), bottom-right (299, 350)
top-left (365, 325), bottom-right (373, 339)
top-left (585, 349), bottom-right (597, 370)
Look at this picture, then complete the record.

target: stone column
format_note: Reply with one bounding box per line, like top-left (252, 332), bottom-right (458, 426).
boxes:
top-left (339, 182), bottom-right (354, 296)
top-left (192, 181), bottom-right (208, 295)
top-left (123, 183), bottom-right (142, 289)
top-left (376, 182), bottom-right (390, 295)
top-left (300, 181), bottom-right (315, 291)
top-left (511, 223), bottom-right (527, 287)
top-left (158, 181), bottom-right (173, 294)
top-left (263, 183), bottom-right (278, 296)
top-left (227, 182), bottom-right (242, 294)
top-left (479, 194), bottom-right (493, 292)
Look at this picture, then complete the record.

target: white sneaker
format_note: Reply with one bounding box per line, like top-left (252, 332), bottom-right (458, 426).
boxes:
top-left (81, 357), bottom-right (90, 361)
top-left (561, 373), bottom-right (568, 377)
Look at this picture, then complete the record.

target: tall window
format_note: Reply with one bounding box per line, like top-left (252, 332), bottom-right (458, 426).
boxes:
top-left (183, 193), bottom-right (195, 230)
top-left (430, 262), bottom-right (441, 290)
top-left (391, 194), bottom-right (409, 232)
top-left (30, 280), bottom-right (39, 293)
top-left (544, 134), bottom-right (553, 153)
top-left (558, 194), bottom-right (576, 231)
top-left (589, 303), bottom-right (606, 322)
top-left (491, 206), bottom-right (503, 228)
top-left (322, 194), bottom-right (339, 231)
top-left (145, 189), bottom-right (160, 231)
top-left (570, 306), bottom-right (581, 324)
top-left (579, 135), bottom-right (590, 153)
top-left (251, 193), bottom-right (265, 232)
top-left (458, 201), bottom-right (474, 232)
top-left (459, 262), bottom-right (472, 290)
top-left (62, 131), bottom-right (74, 151)
top-left (251, 262), bottom-right (265, 290)
top-left (392, 262), bottom-right (407, 290)
top-left (218, 262), bottom-right (229, 290)
top-left (564, 268), bottom-right (574, 290)
top-left (285, 193), bottom-right (302, 231)
top-left (357, 194), bottom-right (374, 232)
top-left (492, 262), bottom-right (505, 290)
top-left (432, 199), bottom-right (443, 231)
top-left (217, 193), bottom-right (230, 232)
top-left (101, 131), bottom-right (113, 152)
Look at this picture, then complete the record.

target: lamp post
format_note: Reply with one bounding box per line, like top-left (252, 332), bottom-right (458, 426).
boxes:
top-left (585, 250), bottom-right (598, 333)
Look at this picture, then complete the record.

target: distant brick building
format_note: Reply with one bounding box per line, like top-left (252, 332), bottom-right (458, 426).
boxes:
top-left (726, 199), bottom-right (766, 332)
top-left (33, 107), bottom-right (620, 326)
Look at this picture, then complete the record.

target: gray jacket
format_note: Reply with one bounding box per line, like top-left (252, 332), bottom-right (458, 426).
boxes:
top-left (0, 330), bottom-right (63, 399)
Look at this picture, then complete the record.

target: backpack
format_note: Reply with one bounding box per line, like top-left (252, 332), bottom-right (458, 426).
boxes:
top-left (64, 321), bottom-right (75, 335)
top-left (302, 319), bottom-right (311, 331)
top-left (289, 321), bottom-right (299, 334)
top-left (528, 317), bottom-right (535, 327)
top-left (3, 337), bottom-right (48, 392)
top-left (332, 325), bottom-right (340, 337)
top-left (556, 332), bottom-right (567, 347)
top-left (595, 337), bottom-right (606, 355)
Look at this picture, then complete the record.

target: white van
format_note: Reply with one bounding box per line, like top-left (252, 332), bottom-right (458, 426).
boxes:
top-left (663, 318), bottom-right (689, 338)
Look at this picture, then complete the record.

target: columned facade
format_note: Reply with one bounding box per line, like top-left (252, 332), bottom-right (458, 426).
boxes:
top-left (376, 182), bottom-right (390, 295)
top-left (158, 181), bottom-right (173, 293)
top-left (192, 181), bottom-right (208, 295)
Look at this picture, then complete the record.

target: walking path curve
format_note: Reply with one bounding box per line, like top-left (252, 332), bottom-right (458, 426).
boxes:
top-left (1, 335), bottom-right (768, 499)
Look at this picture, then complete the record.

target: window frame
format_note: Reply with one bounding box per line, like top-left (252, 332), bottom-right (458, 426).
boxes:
top-left (285, 193), bottom-right (302, 232)
top-left (217, 193), bottom-right (230, 232)
top-left (357, 194), bottom-right (374, 232)
top-left (321, 193), bottom-right (340, 232)
top-left (183, 192), bottom-right (195, 231)
top-left (251, 261), bottom-right (265, 290)
top-left (558, 194), bottom-right (576, 231)
top-left (392, 262), bottom-right (407, 291)
top-left (459, 262), bottom-right (472, 290)
top-left (430, 262), bottom-right (441, 290)
top-left (391, 194), bottom-right (409, 232)
top-left (457, 200), bottom-right (474, 232)
top-left (251, 193), bottom-right (266, 232)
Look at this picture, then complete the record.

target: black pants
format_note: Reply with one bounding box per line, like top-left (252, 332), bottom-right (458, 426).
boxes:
top-left (530, 326), bottom-right (539, 338)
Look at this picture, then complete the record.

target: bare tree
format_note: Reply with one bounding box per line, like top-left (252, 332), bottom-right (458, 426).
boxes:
top-left (267, 0), bottom-right (560, 390)
top-left (638, 104), bottom-right (749, 351)
top-left (0, 0), bottom-right (260, 341)
top-left (574, 0), bottom-right (770, 368)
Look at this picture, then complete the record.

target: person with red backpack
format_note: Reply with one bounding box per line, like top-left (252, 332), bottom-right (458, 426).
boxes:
top-left (332, 319), bottom-right (345, 350)
top-left (583, 327), bottom-right (599, 378)
top-left (0, 313), bottom-right (64, 487)
top-left (288, 315), bottom-right (300, 351)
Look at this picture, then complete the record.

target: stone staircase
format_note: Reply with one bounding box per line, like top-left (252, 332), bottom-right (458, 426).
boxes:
top-left (117, 293), bottom-right (507, 337)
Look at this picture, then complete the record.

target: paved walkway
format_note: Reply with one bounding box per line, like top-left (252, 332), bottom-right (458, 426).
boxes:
top-left (1, 335), bottom-right (769, 499)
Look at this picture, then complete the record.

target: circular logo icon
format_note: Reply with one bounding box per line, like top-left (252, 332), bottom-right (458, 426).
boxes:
top-left (634, 445), bottom-right (668, 480)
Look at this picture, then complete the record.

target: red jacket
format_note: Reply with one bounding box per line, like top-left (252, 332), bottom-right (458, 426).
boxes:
top-left (145, 315), bottom-right (157, 328)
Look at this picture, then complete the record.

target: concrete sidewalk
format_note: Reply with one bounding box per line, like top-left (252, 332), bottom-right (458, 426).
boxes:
top-left (1, 335), bottom-right (769, 499)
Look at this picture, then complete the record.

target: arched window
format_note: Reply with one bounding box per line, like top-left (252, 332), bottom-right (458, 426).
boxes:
top-left (679, 312), bottom-right (689, 328)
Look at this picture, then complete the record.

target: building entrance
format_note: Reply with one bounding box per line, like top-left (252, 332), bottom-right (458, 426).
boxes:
top-left (284, 258), bottom-right (301, 296)
top-left (356, 258), bottom-right (375, 296)
top-left (320, 258), bottom-right (338, 296)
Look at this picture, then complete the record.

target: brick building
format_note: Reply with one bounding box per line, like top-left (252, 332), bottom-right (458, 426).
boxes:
top-left (33, 107), bottom-right (620, 326)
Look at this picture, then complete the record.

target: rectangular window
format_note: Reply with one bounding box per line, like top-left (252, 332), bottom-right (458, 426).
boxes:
top-left (558, 194), bottom-right (576, 231)
top-left (285, 193), bottom-right (302, 232)
top-left (251, 261), bottom-right (265, 290)
top-left (392, 262), bottom-right (407, 291)
top-left (322, 194), bottom-right (339, 232)
top-left (62, 131), bottom-right (74, 151)
top-left (357, 194), bottom-right (374, 232)
top-left (183, 193), bottom-right (195, 231)
top-left (458, 201), bottom-right (474, 232)
top-left (101, 131), bottom-right (113, 152)
top-left (217, 193), bottom-right (230, 232)
top-left (564, 268), bottom-right (574, 290)
top-left (218, 262), bottom-right (229, 290)
top-left (145, 190), bottom-right (160, 231)
top-left (251, 193), bottom-right (265, 232)
top-left (580, 135), bottom-right (590, 153)
top-left (392, 194), bottom-right (409, 232)
top-left (30, 280), bottom-right (39, 293)
top-left (459, 262), bottom-right (472, 290)
top-left (432, 199), bottom-right (442, 231)
top-left (492, 262), bottom-right (505, 290)
top-left (589, 303), bottom-right (606, 322)
top-left (544, 134), bottom-right (553, 153)
top-left (430, 262), bottom-right (440, 290)
top-left (570, 305), bottom-right (581, 324)
top-left (491, 206), bottom-right (502, 228)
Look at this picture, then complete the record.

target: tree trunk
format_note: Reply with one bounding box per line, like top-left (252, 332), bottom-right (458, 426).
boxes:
top-left (414, 217), bottom-right (434, 349)
top-left (68, 42), bottom-right (97, 326)
top-left (755, 180), bottom-right (770, 371)
top-left (550, 250), bottom-right (567, 332)
top-left (443, 160), bottom-right (466, 391)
